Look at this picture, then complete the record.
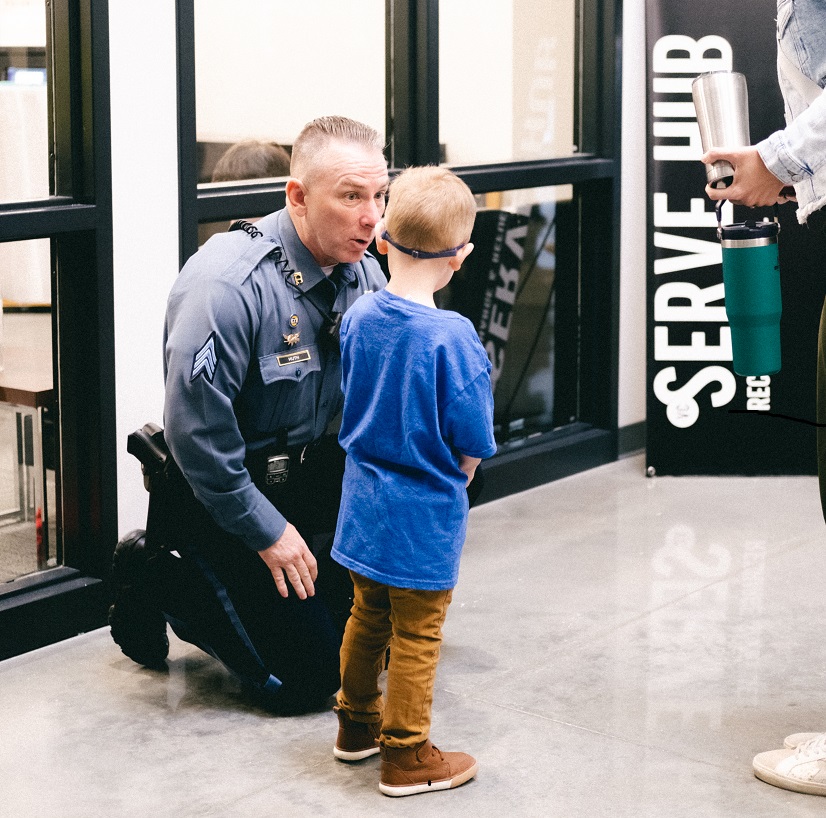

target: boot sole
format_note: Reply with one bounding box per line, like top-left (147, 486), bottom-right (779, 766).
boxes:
top-left (333, 744), bottom-right (381, 762)
top-left (379, 761), bottom-right (478, 797)
top-left (109, 604), bottom-right (170, 669)
top-left (108, 531), bottom-right (169, 669)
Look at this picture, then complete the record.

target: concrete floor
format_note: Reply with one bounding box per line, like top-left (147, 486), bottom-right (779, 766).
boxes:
top-left (2, 454), bottom-right (826, 817)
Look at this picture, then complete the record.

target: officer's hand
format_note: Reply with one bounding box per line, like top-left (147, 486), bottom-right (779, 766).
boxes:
top-left (257, 523), bottom-right (318, 599)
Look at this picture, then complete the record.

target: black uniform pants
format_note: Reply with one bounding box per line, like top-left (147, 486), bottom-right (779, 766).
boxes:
top-left (144, 437), bottom-right (351, 713)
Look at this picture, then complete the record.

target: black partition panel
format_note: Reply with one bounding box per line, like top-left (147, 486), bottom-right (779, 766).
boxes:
top-left (646, 0), bottom-right (825, 475)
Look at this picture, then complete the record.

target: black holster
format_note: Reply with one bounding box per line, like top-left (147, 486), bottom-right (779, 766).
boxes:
top-left (126, 423), bottom-right (212, 553)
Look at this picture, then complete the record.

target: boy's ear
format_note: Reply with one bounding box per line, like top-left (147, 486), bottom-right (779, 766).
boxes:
top-left (449, 242), bottom-right (474, 270)
top-left (374, 220), bottom-right (389, 256)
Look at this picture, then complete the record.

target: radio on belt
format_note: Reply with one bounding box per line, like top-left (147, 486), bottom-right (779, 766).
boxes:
top-left (266, 454), bottom-right (290, 485)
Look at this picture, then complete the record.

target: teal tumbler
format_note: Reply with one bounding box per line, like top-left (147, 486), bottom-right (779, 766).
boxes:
top-left (719, 219), bottom-right (781, 376)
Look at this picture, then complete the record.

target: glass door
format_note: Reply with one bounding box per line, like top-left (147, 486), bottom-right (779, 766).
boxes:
top-left (0, 1), bottom-right (59, 584)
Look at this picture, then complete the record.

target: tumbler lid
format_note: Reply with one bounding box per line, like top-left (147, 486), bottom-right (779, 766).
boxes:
top-left (719, 219), bottom-right (779, 241)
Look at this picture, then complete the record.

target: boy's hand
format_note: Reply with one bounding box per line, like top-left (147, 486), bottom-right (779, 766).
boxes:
top-left (458, 454), bottom-right (482, 485)
top-left (257, 523), bottom-right (318, 599)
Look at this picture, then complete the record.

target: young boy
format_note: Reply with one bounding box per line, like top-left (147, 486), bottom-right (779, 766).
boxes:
top-left (330, 166), bottom-right (497, 797)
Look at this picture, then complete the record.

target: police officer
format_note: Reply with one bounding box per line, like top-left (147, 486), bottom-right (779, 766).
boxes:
top-left (109, 116), bottom-right (389, 713)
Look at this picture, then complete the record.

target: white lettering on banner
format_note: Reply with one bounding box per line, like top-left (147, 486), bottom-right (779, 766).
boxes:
top-left (504, 224), bottom-right (528, 259)
top-left (654, 232), bottom-right (722, 274)
top-left (654, 193), bottom-right (720, 229)
top-left (482, 221), bottom-right (527, 390)
top-left (651, 34), bottom-right (738, 428)
top-left (746, 375), bottom-right (771, 411)
top-left (653, 366), bottom-right (737, 429)
top-left (517, 38), bottom-right (558, 157)
top-left (653, 121), bottom-right (704, 161)
top-left (495, 264), bottom-right (519, 306)
top-left (654, 282), bottom-right (727, 323)
top-left (651, 34), bottom-right (732, 74)
top-left (654, 326), bottom-right (733, 361)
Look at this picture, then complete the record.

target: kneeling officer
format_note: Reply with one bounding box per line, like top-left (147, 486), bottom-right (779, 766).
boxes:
top-left (109, 116), bottom-right (389, 713)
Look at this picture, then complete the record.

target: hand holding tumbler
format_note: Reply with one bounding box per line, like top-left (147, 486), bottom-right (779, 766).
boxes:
top-left (692, 70), bottom-right (782, 376)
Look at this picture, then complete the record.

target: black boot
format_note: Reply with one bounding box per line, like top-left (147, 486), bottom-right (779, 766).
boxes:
top-left (108, 529), bottom-right (169, 669)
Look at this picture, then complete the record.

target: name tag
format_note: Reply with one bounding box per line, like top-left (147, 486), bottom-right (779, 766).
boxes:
top-left (276, 349), bottom-right (311, 366)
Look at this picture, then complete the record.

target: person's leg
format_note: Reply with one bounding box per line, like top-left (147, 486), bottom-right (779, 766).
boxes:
top-left (751, 296), bottom-right (826, 796)
top-left (311, 532), bottom-right (355, 637)
top-left (336, 573), bottom-right (391, 720)
top-left (817, 296), bottom-right (826, 521)
top-left (180, 527), bottom-right (342, 712)
top-left (113, 431), bottom-right (346, 711)
top-left (108, 529), bottom-right (169, 669)
top-left (381, 586), bottom-right (452, 747)
top-left (377, 586), bottom-right (477, 797)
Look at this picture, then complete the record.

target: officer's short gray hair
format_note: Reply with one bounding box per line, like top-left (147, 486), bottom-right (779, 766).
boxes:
top-left (291, 116), bottom-right (386, 182)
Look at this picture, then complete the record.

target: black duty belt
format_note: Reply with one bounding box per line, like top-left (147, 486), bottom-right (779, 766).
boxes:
top-left (244, 436), bottom-right (330, 488)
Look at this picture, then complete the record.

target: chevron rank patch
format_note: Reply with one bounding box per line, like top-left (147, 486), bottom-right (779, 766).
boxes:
top-left (191, 332), bottom-right (218, 383)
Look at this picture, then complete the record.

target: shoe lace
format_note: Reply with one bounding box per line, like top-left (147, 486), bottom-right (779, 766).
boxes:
top-left (796, 732), bottom-right (826, 758)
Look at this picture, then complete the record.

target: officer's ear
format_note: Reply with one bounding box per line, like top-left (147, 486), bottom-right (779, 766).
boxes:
top-left (286, 178), bottom-right (308, 215)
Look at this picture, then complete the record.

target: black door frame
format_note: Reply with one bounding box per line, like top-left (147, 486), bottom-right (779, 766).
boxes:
top-left (0, 0), bottom-right (115, 659)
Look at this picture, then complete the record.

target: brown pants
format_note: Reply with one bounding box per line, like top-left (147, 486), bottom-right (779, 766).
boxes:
top-left (336, 571), bottom-right (453, 748)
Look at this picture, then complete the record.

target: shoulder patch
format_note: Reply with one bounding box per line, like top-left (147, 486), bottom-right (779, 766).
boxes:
top-left (191, 332), bottom-right (219, 383)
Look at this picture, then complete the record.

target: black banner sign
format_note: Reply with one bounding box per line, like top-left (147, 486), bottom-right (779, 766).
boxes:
top-left (646, 0), bottom-right (826, 475)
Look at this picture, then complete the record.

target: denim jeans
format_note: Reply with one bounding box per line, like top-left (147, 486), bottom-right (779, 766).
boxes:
top-left (336, 571), bottom-right (453, 748)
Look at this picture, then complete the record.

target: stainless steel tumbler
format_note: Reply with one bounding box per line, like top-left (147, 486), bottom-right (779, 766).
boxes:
top-left (692, 71), bottom-right (751, 189)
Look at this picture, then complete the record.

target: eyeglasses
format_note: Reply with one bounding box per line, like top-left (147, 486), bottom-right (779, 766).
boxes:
top-left (380, 230), bottom-right (465, 259)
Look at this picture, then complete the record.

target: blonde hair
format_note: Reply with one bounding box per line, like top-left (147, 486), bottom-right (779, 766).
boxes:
top-left (290, 116), bottom-right (385, 183)
top-left (384, 166), bottom-right (476, 254)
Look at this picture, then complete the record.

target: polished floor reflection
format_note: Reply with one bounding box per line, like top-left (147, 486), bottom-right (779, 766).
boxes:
top-left (2, 454), bottom-right (825, 816)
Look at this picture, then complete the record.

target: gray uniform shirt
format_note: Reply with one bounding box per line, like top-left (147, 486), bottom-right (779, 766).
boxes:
top-left (163, 208), bottom-right (387, 551)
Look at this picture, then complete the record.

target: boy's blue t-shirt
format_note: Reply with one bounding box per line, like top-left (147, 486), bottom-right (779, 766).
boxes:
top-left (331, 288), bottom-right (497, 590)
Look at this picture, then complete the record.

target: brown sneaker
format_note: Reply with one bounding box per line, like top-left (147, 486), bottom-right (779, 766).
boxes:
top-left (379, 739), bottom-right (478, 797)
top-left (333, 706), bottom-right (381, 761)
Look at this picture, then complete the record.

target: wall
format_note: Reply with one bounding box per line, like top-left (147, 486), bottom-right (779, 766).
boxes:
top-left (0, 0), bottom-right (50, 305)
top-left (619, 0), bottom-right (647, 434)
top-left (109, 2), bottom-right (180, 534)
top-left (194, 0), bottom-right (386, 145)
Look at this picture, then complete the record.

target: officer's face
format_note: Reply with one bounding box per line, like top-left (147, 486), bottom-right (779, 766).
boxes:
top-left (292, 141), bottom-right (389, 267)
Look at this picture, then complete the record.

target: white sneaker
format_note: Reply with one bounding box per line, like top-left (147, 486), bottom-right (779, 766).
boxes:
top-left (784, 732), bottom-right (824, 750)
top-left (753, 733), bottom-right (826, 796)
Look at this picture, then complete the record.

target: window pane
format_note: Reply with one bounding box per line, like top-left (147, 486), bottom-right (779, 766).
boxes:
top-left (0, 243), bottom-right (58, 581)
top-left (0, 0), bottom-right (49, 204)
top-left (194, 0), bottom-right (386, 184)
top-left (439, 185), bottom-right (578, 446)
top-left (439, 0), bottom-right (576, 166)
